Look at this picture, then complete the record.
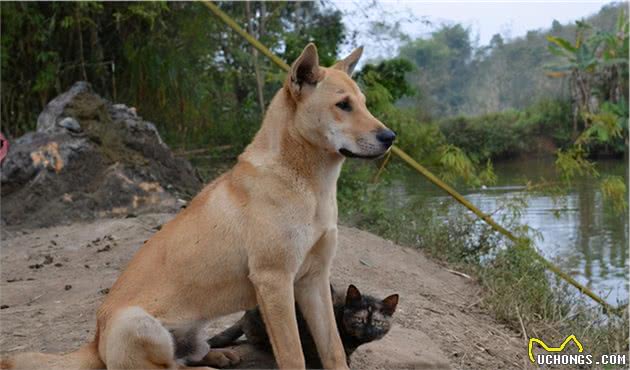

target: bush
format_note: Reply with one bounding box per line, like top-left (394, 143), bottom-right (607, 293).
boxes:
top-left (437, 99), bottom-right (575, 162)
top-left (438, 110), bottom-right (525, 162)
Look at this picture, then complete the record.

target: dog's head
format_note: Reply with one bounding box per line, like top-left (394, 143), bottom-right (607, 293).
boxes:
top-left (285, 44), bottom-right (395, 159)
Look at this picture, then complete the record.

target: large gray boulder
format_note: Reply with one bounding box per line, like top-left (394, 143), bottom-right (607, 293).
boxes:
top-left (1, 82), bottom-right (202, 228)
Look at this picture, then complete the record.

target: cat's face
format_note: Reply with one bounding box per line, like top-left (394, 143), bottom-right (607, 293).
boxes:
top-left (341, 284), bottom-right (399, 343)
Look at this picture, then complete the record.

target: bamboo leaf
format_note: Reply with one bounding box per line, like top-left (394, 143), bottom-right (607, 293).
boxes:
top-left (546, 35), bottom-right (577, 53)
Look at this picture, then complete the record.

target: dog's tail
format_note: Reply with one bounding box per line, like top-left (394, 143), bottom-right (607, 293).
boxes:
top-left (207, 320), bottom-right (245, 348)
top-left (0, 342), bottom-right (104, 369)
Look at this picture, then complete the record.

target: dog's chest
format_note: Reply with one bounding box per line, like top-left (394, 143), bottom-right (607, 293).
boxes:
top-left (296, 192), bottom-right (337, 253)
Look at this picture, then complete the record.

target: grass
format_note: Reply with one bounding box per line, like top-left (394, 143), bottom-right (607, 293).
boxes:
top-left (337, 160), bottom-right (629, 365)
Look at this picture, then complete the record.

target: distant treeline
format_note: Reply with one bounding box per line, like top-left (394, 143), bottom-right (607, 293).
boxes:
top-left (396, 2), bottom-right (626, 119)
top-left (379, 2), bottom-right (628, 161)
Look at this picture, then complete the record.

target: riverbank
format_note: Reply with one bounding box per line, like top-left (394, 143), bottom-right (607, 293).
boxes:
top-left (0, 213), bottom-right (526, 369)
top-left (337, 158), bottom-right (629, 367)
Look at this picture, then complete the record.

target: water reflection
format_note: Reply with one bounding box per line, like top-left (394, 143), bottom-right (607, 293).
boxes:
top-left (396, 158), bottom-right (628, 306)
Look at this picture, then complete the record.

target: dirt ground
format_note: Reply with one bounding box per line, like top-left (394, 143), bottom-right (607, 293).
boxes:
top-left (0, 213), bottom-right (530, 369)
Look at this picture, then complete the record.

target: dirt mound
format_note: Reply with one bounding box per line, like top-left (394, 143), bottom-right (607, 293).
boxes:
top-left (1, 82), bottom-right (201, 228)
top-left (0, 214), bottom-right (527, 369)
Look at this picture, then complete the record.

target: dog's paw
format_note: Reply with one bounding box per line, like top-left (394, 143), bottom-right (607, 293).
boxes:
top-left (200, 348), bottom-right (240, 368)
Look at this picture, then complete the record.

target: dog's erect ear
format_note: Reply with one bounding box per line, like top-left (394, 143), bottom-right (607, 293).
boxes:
top-left (381, 294), bottom-right (399, 316)
top-left (288, 43), bottom-right (321, 99)
top-left (333, 46), bottom-right (363, 75)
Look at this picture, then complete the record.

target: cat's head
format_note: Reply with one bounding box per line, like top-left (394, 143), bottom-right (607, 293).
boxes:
top-left (341, 284), bottom-right (399, 343)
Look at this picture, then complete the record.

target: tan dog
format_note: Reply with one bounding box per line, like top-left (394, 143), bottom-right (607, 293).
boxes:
top-left (2, 43), bottom-right (395, 370)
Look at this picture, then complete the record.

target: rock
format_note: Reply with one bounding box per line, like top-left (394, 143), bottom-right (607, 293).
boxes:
top-left (57, 117), bottom-right (81, 133)
top-left (1, 82), bottom-right (202, 228)
top-left (36, 82), bottom-right (93, 134)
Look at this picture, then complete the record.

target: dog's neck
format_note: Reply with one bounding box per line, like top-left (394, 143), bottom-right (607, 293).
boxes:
top-left (241, 88), bottom-right (344, 194)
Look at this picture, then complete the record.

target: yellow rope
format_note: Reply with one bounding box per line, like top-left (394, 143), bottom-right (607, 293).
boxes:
top-left (202, 0), bottom-right (623, 316)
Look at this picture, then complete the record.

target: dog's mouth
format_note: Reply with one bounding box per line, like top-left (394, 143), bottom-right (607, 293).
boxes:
top-left (339, 148), bottom-right (387, 160)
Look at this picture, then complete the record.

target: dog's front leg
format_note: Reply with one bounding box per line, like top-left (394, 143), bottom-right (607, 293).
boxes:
top-left (249, 269), bottom-right (305, 369)
top-left (295, 230), bottom-right (349, 370)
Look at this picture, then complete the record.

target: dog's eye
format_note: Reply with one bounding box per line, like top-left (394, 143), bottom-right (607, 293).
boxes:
top-left (336, 100), bottom-right (352, 112)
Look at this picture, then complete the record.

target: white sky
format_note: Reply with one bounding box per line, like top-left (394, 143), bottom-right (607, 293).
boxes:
top-left (331, 0), bottom-right (621, 61)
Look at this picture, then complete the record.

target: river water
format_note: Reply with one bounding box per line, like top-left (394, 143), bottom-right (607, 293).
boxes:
top-left (392, 158), bottom-right (628, 306)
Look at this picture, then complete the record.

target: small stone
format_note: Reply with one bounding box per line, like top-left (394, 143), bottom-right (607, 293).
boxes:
top-left (0, 305), bottom-right (9, 309)
top-left (96, 245), bottom-right (111, 253)
top-left (64, 285), bottom-right (72, 291)
top-left (57, 117), bottom-right (81, 133)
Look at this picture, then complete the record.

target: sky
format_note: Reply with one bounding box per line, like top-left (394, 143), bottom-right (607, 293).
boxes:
top-left (331, 0), bottom-right (619, 61)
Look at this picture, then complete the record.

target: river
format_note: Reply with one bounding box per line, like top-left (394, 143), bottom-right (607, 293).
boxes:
top-left (392, 158), bottom-right (628, 306)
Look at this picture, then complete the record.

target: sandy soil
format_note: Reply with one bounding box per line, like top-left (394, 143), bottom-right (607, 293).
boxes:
top-left (0, 213), bottom-right (530, 369)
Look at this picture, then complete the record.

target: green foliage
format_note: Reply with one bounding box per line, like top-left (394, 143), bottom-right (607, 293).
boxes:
top-left (399, 24), bottom-right (472, 117)
top-left (555, 147), bottom-right (598, 182)
top-left (0, 2), bottom-right (346, 154)
top-left (357, 58), bottom-right (496, 187)
top-left (355, 58), bottom-right (415, 101)
top-left (600, 176), bottom-right (628, 212)
top-left (437, 98), bottom-right (574, 162)
top-left (479, 240), bottom-right (557, 323)
top-left (542, 11), bottom-right (629, 209)
top-left (439, 110), bottom-right (525, 161)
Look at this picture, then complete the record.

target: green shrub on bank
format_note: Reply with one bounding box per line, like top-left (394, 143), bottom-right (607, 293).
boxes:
top-left (437, 99), bottom-right (574, 162)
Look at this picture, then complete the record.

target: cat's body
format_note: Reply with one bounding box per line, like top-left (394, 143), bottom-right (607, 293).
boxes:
top-left (209, 285), bottom-right (398, 368)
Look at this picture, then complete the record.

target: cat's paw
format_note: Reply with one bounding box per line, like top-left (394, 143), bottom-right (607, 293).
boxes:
top-left (200, 348), bottom-right (241, 368)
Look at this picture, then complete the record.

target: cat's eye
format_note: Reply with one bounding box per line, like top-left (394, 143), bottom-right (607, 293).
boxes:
top-left (336, 99), bottom-right (352, 112)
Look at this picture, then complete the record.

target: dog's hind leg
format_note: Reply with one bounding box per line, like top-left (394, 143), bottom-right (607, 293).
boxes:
top-left (167, 321), bottom-right (240, 368)
top-left (104, 306), bottom-right (178, 369)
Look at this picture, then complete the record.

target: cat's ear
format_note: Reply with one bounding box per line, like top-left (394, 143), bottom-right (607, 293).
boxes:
top-left (346, 284), bottom-right (362, 306)
top-left (381, 294), bottom-right (399, 315)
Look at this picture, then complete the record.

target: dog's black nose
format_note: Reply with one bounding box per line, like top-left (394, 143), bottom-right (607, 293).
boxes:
top-left (376, 129), bottom-right (396, 146)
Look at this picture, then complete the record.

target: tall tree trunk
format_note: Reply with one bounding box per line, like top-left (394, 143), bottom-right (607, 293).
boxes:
top-left (76, 5), bottom-right (88, 81)
top-left (89, 20), bottom-right (108, 96)
top-left (246, 1), bottom-right (266, 115)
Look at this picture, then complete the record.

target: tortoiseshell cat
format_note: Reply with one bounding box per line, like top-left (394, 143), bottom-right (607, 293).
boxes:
top-left (208, 284), bottom-right (399, 368)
